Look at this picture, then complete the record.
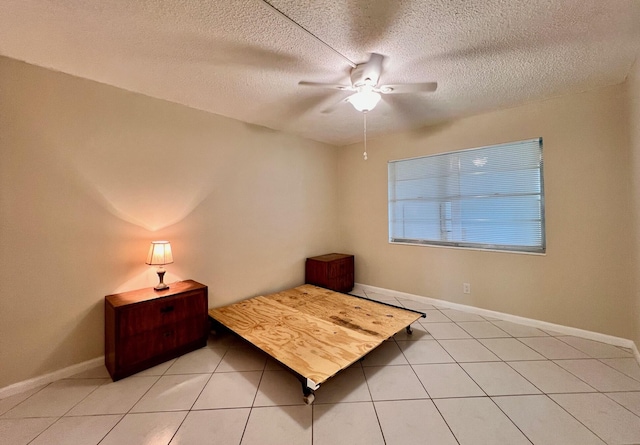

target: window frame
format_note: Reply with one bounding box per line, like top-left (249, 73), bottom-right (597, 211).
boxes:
top-left (388, 138), bottom-right (546, 254)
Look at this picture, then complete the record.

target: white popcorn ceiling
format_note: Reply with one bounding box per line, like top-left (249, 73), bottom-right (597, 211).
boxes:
top-left (1, 0), bottom-right (639, 146)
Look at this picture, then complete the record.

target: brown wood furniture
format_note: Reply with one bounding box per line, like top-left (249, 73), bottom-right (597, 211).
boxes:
top-left (305, 253), bottom-right (354, 293)
top-left (105, 280), bottom-right (208, 381)
top-left (209, 284), bottom-right (424, 404)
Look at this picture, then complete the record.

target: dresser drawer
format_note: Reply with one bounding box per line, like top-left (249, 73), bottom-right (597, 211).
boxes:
top-left (119, 290), bottom-right (206, 337)
top-left (105, 280), bottom-right (208, 381)
top-left (118, 317), bottom-right (206, 368)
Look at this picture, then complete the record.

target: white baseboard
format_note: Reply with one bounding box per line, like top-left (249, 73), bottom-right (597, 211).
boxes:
top-left (3, 283), bottom-right (639, 399)
top-left (0, 356), bottom-right (105, 400)
top-left (355, 283), bottom-right (640, 362)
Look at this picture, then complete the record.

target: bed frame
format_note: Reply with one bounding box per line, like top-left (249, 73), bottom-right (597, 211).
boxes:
top-left (208, 284), bottom-right (425, 404)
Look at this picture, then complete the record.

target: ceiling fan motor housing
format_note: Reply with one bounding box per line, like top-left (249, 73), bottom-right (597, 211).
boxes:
top-left (351, 62), bottom-right (381, 87)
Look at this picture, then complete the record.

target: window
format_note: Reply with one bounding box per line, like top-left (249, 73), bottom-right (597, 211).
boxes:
top-left (388, 138), bottom-right (545, 253)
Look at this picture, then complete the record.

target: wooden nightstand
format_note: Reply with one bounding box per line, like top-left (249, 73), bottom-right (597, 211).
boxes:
top-left (305, 253), bottom-right (354, 293)
top-left (104, 280), bottom-right (208, 381)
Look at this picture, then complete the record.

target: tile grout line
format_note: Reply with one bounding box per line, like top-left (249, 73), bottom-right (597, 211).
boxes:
top-left (601, 391), bottom-right (640, 422)
top-left (483, 396), bottom-right (535, 444)
top-left (25, 415), bottom-right (62, 445)
top-left (356, 356), bottom-right (387, 444)
top-left (415, 323), bottom-right (534, 444)
top-left (7, 292), bottom-right (640, 445)
top-left (369, 396), bottom-right (388, 445)
top-left (543, 393), bottom-right (611, 444)
top-left (560, 335), bottom-right (636, 355)
top-left (550, 358), bottom-right (640, 417)
top-left (595, 357), bottom-right (640, 383)
top-left (426, 320), bottom-right (615, 444)
top-left (0, 384), bottom-right (49, 416)
top-left (100, 340), bottom-right (229, 444)
top-left (25, 376), bottom-right (113, 445)
top-left (430, 399), bottom-right (462, 445)
top-left (94, 371), bottom-right (166, 443)
top-left (490, 338), bottom-right (640, 442)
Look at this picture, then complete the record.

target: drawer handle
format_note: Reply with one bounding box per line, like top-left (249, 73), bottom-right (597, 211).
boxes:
top-left (160, 306), bottom-right (174, 314)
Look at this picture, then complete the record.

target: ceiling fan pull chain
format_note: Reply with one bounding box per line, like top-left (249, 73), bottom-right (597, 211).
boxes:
top-left (363, 111), bottom-right (368, 161)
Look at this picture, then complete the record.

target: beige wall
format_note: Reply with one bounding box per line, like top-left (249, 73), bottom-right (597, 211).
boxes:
top-left (338, 83), bottom-right (636, 341)
top-left (629, 56), bottom-right (640, 346)
top-left (0, 57), bottom-right (340, 389)
top-left (1, 52), bottom-right (638, 390)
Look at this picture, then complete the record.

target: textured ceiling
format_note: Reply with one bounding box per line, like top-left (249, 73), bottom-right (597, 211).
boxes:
top-left (1, 0), bottom-right (639, 146)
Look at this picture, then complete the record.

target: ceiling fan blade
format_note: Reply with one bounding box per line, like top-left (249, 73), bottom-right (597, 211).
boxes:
top-left (368, 53), bottom-right (385, 72)
top-left (380, 94), bottom-right (416, 123)
top-left (321, 97), bottom-right (350, 114)
top-left (298, 81), bottom-right (353, 91)
top-left (276, 93), bottom-right (338, 128)
top-left (379, 82), bottom-right (438, 94)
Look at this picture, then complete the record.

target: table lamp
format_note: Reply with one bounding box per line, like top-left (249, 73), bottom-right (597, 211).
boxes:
top-left (145, 241), bottom-right (173, 290)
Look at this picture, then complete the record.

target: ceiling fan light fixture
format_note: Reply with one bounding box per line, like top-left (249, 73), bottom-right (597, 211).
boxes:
top-left (348, 90), bottom-right (381, 112)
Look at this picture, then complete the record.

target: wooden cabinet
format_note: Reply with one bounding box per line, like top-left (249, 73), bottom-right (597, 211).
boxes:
top-left (305, 253), bottom-right (354, 293)
top-left (105, 280), bottom-right (208, 381)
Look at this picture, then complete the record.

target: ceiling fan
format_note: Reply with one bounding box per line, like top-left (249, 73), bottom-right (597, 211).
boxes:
top-left (299, 53), bottom-right (438, 113)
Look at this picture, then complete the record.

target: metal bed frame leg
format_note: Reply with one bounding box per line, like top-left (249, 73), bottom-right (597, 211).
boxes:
top-left (302, 386), bottom-right (315, 405)
top-left (301, 378), bottom-right (319, 405)
top-left (406, 325), bottom-right (413, 335)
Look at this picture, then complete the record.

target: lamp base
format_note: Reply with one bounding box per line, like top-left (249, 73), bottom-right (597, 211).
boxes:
top-left (154, 269), bottom-right (169, 291)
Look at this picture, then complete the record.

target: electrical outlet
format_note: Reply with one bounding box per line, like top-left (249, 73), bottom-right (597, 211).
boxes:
top-left (463, 283), bottom-right (471, 294)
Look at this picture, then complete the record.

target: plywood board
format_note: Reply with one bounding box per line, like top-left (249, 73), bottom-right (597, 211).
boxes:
top-left (272, 284), bottom-right (420, 340)
top-left (209, 284), bottom-right (423, 386)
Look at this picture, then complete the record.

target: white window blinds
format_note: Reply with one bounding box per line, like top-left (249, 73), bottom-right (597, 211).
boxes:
top-left (388, 138), bottom-right (545, 253)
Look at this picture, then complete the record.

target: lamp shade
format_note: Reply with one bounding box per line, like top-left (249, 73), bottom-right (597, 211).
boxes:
top-left (145, 241), bottom-right (174, 266)
top-left (348, 90), bottom-right (381, 112)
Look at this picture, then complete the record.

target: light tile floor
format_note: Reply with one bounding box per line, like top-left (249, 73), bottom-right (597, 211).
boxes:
top-left (2, 289), bottom-right (640, 444)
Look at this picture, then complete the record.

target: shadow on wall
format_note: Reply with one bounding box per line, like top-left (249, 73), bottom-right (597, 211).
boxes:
top-left (57, 145), bottom-right (222, 232)
top-left (42, 82), bottom-right (247, 232)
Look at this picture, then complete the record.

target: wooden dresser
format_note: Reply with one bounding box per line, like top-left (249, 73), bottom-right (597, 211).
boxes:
top-left (305, 253), bottom-right (354, 293)
top-left (105, 280), bottom-right (208, 381)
